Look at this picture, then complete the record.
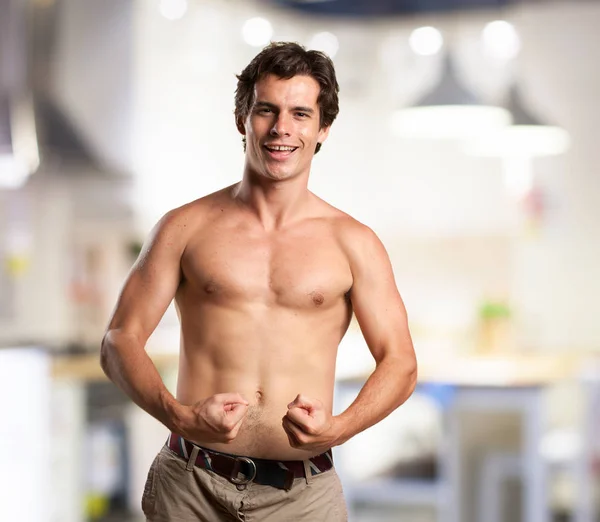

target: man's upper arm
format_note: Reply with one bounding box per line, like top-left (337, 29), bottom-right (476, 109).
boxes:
top-left (344, 222), bottom-right (415, 365)
top-left (106, 210), bottom-right (189, 344)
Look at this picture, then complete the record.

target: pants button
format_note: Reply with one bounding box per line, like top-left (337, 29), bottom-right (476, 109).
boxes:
top-left (236, 483), bottom-right (247, 491)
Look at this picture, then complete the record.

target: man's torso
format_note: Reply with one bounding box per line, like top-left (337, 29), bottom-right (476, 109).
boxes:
top-left (172, 186), bottom-right (356, 459)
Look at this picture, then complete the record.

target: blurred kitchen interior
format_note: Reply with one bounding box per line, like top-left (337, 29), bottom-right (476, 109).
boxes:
top-left (1, 0), bottom-right (599, 521)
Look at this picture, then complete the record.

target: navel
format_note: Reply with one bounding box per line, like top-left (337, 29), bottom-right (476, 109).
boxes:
top-left (255, 388), bottom-right (264, 403)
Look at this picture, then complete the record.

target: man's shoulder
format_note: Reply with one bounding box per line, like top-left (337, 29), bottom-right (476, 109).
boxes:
top-left (152, 186), bottom-right (235, 242)
top-left (161, 186), bottom-right (234, 225)
top-left (317, 203), bottom-right (384, 260)
top-left (319, 203), bottom-right (377, 246)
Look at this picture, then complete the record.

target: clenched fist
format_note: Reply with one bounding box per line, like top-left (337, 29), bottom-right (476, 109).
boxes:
top-left (282, 394), bottom-right (342, 453)
top-left (179, 393), bottom-right (249, 444)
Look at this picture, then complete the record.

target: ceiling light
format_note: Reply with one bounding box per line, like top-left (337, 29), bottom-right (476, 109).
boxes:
top-left (391, 54), bottom-right (511, 140)
top-left (159, 0), bottom-right (187, 21)
top-left (242, 17), bottom-right (273, 47)
top-left (482, 20), bottom-right (520, 61)
top-left (409, 26), bottom-right (443, 57)
top-left (467, 84), bottom-right (570, 157)
top-left (466, 84), bottom-right (570, 199)
top-left (308, 31), bottom-right (339, 58)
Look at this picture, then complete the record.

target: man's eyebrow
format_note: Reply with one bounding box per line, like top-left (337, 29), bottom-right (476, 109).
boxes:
top-left (255, 101), bottom-right (278, 109)
top-left (293, 106), bottom-right (315, 114)
top-left (254, 101), bottom-right (315, 114)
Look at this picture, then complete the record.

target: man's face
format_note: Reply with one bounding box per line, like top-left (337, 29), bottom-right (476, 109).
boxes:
top-left (238, 74), bottom-right (330, 182)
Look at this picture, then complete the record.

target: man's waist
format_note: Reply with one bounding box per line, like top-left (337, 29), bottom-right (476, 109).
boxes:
top-left (166, 432), bottom-right (334, 490)
top-left (180, 423), bottom-right (322, 461)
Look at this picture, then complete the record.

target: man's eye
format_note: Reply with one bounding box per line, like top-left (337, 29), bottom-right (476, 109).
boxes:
top-left (296, 112), bottom-right (308, 118)
top-left (259, 108), bottom-right (273, 114)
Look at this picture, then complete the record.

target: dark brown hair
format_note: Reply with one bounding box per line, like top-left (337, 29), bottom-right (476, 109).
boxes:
top-left (235, 41), bottom-right (340, 154)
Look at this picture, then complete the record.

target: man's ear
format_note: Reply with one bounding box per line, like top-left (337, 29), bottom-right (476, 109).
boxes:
top-left (236, 116), bottom-right (246, 136)
top-left (317, 125), bottom-right (331, 144)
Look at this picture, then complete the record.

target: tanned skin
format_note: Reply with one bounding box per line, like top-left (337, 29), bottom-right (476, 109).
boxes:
top-left (101, 74), bottom-right (417, 460)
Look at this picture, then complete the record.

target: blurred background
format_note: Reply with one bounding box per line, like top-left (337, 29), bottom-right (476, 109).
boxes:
top-left (1, 0), bottom-right (599, 521)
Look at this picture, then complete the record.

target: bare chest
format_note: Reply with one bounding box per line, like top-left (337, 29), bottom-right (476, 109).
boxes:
top-left (181, 228), bottom-right (352, 309)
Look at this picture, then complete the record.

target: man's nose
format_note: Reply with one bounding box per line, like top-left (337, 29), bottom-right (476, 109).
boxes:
top-left (270, 114), bottom-right (291, 137)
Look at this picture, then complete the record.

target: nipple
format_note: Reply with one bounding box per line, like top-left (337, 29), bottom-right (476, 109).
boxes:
top-left (311, 291), bottom-right (325, 306)
top-left (204, 280), bottom-right (218, 294)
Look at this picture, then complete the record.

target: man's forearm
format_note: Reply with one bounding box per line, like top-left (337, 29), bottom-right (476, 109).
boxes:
top-left (100, 329), bottom-right (184, 432)
top-left (334, 354), bottom-right (417, 445)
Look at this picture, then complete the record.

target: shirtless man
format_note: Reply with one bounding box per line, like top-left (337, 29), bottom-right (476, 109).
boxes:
top-left (101, 42), bottom-right (417, 521)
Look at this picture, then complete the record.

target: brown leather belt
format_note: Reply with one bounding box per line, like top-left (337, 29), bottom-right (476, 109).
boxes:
top-left (167, 432), bottom-right (334, 490)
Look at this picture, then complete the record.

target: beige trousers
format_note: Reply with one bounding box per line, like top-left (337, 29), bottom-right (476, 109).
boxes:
top-left (142, 446), bottom-right (348, 521)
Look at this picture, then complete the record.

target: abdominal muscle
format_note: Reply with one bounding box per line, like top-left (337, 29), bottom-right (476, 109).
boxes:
top-left (174, 304), bottom-right (347, 460)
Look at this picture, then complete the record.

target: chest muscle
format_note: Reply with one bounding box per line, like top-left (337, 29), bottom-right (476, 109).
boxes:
top-left (181, 228), bottom-right (352, 309)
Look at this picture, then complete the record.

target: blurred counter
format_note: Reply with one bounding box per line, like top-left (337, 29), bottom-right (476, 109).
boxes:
top-left (341, 353), bottom-right (583, 387)
top-left (52, 352), bottom-right (178, 381)
top-left (52, 351), bottom-right (583, 385)
top-left (413, 353), bottom-right (581, 387)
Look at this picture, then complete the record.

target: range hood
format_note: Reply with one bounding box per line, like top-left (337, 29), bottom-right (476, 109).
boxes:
top-left (0, 0), bottom-right (104, 189)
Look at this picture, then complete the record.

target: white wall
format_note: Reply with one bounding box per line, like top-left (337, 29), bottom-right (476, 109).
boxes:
top-left (509, 2), bottom-right (600, 351)
top-left (0, 179), bottom-right (72, 345)
top-left (129, 0), bottom-right (600, 353)
top-left (51, 0), bottom-right (135, 174)
top-left (0, 169), bottom-right (135, 347)
top-left (3, 0), bottom-right (599, 352)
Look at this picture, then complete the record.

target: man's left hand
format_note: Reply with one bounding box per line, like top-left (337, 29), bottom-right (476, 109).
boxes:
top-left (282, 394), bottom-right (342, 452)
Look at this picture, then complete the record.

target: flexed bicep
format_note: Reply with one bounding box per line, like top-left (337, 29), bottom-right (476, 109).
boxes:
top-left (106, 209), bottom-right (189, 345)
top-left (343, 222), bottom-right (414, 365)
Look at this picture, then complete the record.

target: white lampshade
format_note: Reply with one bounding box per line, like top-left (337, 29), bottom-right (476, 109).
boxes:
top-left (466, 84), bottom-right (571, 157)
top-left (391, 54), bottom-right (511, 140)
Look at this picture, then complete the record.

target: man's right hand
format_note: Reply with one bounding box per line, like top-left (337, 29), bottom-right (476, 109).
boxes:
top-left (178, 393), bottom-right (249, 444)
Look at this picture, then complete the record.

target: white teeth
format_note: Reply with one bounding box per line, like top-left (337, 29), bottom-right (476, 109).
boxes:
top-left (267, 145), bottom-right (295, 151)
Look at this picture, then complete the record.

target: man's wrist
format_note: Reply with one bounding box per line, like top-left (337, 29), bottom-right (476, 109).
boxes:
top-left (159, 389), bottom-right (188, 434)
top-left (331, 414), bottom-right (351, 447)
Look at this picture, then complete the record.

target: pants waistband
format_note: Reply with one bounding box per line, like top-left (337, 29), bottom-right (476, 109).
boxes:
top-left (166, 432), bottom-right (334, 490)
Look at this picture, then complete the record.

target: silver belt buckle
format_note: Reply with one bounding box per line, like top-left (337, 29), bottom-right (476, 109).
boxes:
top-left (230, 456), bottom-right (257, 485)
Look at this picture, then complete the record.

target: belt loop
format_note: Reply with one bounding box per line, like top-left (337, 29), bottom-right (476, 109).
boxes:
top-left (303, 460), bottom-right (313, 485)
top-left (186, 445), bottom-right (200, 472)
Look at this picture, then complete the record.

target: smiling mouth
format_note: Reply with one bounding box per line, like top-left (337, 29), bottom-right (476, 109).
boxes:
top-left (264, 145), bottom-right (298, 158)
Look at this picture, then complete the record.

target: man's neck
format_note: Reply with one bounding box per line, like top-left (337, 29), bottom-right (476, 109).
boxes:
top-left (233, 172), bottom-right (312, 231)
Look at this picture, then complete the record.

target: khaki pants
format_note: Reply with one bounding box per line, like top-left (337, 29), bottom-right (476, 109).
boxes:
top-left (142, 446), bottom-right (348, 521)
